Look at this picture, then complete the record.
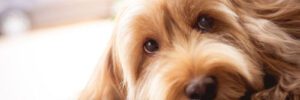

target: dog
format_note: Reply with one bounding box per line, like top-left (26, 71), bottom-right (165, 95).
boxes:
top-left (80, 0), bottom-right (300, 99)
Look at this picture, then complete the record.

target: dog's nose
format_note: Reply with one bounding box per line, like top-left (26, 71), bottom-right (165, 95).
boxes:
top-left (185, 76), bottom-right (217, 100)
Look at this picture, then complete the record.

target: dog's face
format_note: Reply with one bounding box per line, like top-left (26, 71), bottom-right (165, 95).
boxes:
top-left (115, 0), bottom-right (266, 99)
top-left (80, 0), bottom-right (300, 100)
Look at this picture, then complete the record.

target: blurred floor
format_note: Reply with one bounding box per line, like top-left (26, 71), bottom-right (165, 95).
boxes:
top-left (0, 20), bottom-right (113, 100)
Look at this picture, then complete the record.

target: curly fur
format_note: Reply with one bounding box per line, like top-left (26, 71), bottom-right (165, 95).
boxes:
top-left (80, 0), bottom-right (300, 100)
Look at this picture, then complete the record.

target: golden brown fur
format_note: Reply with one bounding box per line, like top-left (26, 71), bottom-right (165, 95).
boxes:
top-left (80, 0), bottom-right (300, 99)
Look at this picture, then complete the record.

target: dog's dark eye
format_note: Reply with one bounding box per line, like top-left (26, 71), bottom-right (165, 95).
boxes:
top-left (196, 15), bottom-right (214, 32)
top-left (144, 39), bottom-right (159, 54)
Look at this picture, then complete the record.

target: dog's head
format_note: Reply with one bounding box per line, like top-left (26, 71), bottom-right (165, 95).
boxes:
top-left (80, 0), bottom-right (300, 100)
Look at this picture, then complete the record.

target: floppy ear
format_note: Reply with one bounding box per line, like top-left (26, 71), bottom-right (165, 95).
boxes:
top-left (253, 0), bottom-right (300, 39)
top-left (234, 0), bottom-right (300, 99)
top-left (248, 0), bottom-right (300, 67)
top-left (79, 36), bottom-right (125, 100)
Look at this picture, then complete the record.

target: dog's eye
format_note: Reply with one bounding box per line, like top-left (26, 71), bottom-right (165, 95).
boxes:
top-left (196, 15), bottom-right (214, 32)
top-left (144, 39), bottom-right (159, 54)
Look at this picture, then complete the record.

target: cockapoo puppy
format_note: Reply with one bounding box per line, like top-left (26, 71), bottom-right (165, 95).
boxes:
top-left (80, 0), bottom-right (300, 100)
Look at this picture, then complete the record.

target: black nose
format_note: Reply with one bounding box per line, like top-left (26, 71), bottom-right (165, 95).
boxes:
top-left (185, 76), bottom-right (217, 100)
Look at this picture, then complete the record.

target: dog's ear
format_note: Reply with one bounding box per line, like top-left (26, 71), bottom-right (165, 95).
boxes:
top-left (248, 0), bottom-right (300, 67)
top-left (234, 0), bottom-right (300, 39)
top-left (79, 36), bottom-right (124, 100)
top-left (236, 0), bottom-right (300, 69)
top-left (253, 0), bottom-right (300, 39)
top-left (233, 0), bottom-right (300, 99)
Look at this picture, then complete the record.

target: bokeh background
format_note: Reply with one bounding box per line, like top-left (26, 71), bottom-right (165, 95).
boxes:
top-left (0, 0), bottom-right (123, 99)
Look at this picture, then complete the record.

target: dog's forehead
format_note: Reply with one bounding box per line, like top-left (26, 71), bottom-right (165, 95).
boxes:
top-left (118, 0), bottom-right (239, 28)
top-left (115, 0), bottom-right (240, 42)
top-left (141, 0), bottom-right (238, 16)
top-left (119, 0), bottom-right (238, 21)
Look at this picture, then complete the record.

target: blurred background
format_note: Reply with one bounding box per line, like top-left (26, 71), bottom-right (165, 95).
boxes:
top-left (0, 0), bottom-right (123, 99)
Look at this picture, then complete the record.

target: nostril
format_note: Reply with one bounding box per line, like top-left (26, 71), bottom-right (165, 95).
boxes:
top-left (185, 76), bottom-right (217, 100)
top-left (186, 83), bottom-right (205, 99)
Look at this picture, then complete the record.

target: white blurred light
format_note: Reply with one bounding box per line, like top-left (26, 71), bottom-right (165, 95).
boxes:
top-left (1, 10), bottom-right (31, 37)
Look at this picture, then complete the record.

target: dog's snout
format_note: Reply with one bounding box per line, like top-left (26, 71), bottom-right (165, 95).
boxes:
top-left (185, 76), bottom-right (217, 100)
